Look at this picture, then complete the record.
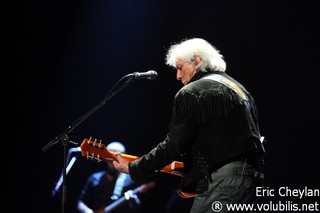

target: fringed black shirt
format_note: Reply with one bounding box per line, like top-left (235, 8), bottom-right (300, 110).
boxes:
top-left (129, 71), bottom-right (263, 193)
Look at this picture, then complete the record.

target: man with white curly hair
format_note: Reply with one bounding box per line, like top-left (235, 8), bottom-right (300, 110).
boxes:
top-left (113, 38), bottom-right (265, 213)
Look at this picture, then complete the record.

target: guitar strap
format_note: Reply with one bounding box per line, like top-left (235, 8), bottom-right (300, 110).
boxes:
top-left (203, 74), bottom-right (248, 101)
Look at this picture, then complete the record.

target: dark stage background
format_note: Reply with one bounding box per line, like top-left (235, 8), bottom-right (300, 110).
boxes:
top-left (11, 1), bottom-right (319, 212)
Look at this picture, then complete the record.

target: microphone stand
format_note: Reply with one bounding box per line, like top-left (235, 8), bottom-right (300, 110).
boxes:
top-left (42, 73), bottom-right (137, 213)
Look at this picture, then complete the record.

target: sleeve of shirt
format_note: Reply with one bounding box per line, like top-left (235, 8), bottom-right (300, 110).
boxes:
top-left (169, 88), bottom-right (200, 153)
top-left (128, 89), bottom-right (199, 184)
top-left (129, 136), bottom-right (178, 184)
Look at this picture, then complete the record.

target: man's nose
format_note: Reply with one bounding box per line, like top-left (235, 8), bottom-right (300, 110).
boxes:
top-left (176, 70), bottom-right (182, 80)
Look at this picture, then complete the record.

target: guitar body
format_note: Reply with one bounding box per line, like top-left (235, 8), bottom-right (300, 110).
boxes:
top-left (80, 137), bottom-right (197, 198)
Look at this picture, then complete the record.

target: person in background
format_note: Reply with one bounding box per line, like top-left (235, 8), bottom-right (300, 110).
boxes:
top-left (112, 38), bottom-right (265, 213)
top-left (77, 142), bottom-right (137, 213)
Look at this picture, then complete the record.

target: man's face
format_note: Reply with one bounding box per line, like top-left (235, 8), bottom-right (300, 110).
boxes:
top-left (175, 58), bottom-right (197, 85)
top-left (105, 160), bottom-right (118, 175)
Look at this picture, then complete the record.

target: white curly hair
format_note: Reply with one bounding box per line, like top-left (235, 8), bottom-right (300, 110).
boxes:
top-left (165, 38), bottom-right (226, 72)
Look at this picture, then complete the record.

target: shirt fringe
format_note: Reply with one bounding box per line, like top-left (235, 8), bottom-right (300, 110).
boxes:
top-left (172, 87), bottom-right (243, 123)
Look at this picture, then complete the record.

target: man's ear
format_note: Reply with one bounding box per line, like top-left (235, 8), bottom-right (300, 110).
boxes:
top-left (194, 55), bottom-right (202, 65)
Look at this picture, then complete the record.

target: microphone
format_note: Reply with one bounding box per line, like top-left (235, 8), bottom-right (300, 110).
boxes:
top-left (128, 70), bottom-right (158, 80)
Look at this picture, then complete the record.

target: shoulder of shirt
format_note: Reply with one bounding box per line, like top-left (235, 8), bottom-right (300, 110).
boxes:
top-left (178, 72), bottom-right (224, 96)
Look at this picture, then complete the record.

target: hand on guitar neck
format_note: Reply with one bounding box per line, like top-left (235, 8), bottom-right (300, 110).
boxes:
top-left (112, 152), bottom-right (130, 174)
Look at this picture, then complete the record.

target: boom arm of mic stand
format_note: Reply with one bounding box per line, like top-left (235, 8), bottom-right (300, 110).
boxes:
top-left (41, 73), bottom-right (137, 213)
top-left (42, 74), bottom-right (135, 152)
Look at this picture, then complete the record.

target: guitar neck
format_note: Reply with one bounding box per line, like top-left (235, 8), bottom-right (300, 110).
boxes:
top-left (109, 151), bottom-right (184, 176)
top-left (80, 138), bottom-right (185, 176)
top-left (104, 182), bottom-right (155, 212)
top-left (104, 194), bottom-right (127, 212)
top-left (108, 151), bottom-right (140, 162)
